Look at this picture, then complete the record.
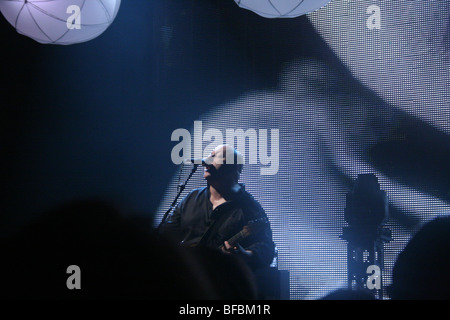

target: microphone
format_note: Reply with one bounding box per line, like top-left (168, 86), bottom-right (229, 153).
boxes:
top-left (183, 158), bottom-right (208, 165)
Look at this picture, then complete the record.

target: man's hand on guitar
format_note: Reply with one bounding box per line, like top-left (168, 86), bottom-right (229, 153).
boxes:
top-left (222, 241), bottom-right (253, 257)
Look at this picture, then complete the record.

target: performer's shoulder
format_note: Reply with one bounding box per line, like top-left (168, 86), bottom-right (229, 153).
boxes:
top-left (185, 186), bottom-right (208, 199)
top-left (239, 189), bottom-right (265, 214)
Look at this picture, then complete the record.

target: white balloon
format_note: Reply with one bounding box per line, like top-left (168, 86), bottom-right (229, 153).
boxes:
top-left (234, 0), bottom-right (332, 18)
top-left (0, 0), bottom-right (121, 45)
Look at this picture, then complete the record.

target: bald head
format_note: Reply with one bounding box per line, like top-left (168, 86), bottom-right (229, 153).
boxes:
top-left (203, 145), bottom-right (243, 184)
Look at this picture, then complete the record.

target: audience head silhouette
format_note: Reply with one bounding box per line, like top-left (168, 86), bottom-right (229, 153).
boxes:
top-left (0, 199), bottom-right (257, 299)
top-left (392, 216), bottom-right (450, 300)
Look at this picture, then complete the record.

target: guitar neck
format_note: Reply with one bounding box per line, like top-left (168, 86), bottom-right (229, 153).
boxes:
top-left (219, 219), bottom-right (265, 249)
top-left (224, 230), bottom-right (246, 248)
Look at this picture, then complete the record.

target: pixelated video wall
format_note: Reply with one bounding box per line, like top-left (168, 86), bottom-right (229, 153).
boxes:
top-left (155, 1), bottom-right (450, 299)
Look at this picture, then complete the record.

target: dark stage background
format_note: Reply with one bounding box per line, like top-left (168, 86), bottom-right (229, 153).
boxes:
top-left (1, 0), bottom-right (449, 299)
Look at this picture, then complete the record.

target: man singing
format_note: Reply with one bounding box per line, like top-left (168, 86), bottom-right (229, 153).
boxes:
top-left (158, 144), bottom-right (275, 270)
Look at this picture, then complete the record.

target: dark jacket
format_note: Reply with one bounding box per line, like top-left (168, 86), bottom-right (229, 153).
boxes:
top-left (159, 184), bottom-right (275, 270)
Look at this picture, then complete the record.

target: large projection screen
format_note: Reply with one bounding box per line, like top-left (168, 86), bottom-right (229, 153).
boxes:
top-left (155, 0), bottom-right (450, 300)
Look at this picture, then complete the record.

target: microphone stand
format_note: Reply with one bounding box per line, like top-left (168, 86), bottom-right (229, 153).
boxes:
top-left (156, 163), bottom-right (200, 232)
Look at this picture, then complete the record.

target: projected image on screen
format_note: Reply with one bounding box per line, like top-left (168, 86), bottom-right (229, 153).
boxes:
top-left (155, 1), bottom-right (450, 299)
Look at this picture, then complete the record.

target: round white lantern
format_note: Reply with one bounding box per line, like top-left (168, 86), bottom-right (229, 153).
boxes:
top-left (234, 0), bottom-right (332, 18)
top-left (0, 0), bottom-right (121, 45)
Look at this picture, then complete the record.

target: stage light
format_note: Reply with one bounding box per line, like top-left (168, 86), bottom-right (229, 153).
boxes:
top-left (0, 0), bottom-right (121, 45)
top-left (234, 0), bottom-right (332, 18)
